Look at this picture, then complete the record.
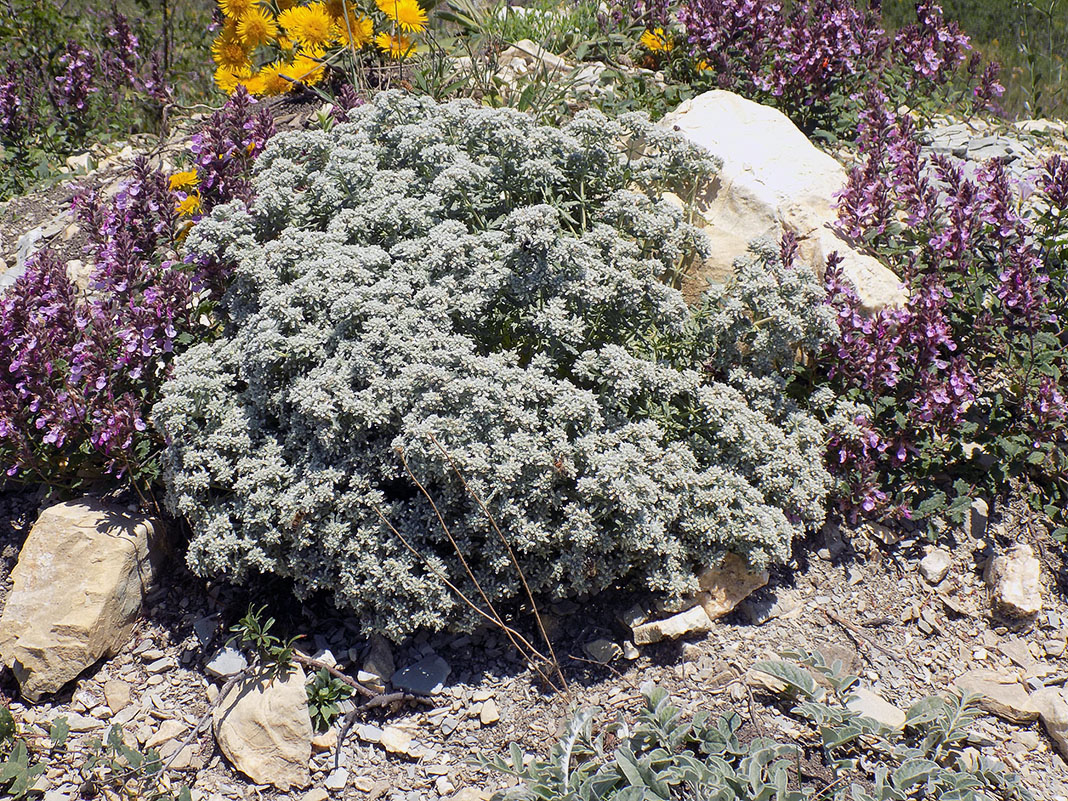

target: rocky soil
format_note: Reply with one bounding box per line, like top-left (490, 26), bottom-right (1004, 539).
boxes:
top-left (1, 484), bottom-right (1068, 801)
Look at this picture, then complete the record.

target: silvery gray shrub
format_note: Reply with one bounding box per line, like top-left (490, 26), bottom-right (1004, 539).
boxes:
top-left (154, 91), bottom-right (838, 639)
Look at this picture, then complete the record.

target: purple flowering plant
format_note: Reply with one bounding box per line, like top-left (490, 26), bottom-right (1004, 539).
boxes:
top-left (0, 4), bottom-right (212, 199)
top-left (617, 0), bottom-right (1002, 136)
top-left (807, 94), bottom-right (1068, 537)
top-left (0, 91), bottom-right (274, 499)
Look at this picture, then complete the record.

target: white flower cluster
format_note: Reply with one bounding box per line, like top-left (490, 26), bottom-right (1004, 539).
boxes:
top-left (155, 92), bottom-right (838, 639)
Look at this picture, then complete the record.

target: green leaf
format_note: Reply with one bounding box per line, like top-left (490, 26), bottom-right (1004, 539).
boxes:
top-left (751, 661), bottom-right (820, 699)
top-left (49, 716), bottom-right (69, 748)
top-left (0, 707), bottom-right (15, 741)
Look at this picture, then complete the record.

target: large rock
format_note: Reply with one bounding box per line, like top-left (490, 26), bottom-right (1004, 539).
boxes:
top-left (1033, 688), bottom-right (1068, 760)
top-left (212, 667), bottom-right (312, 790)
top-left (659, 90), bottom-right (906, 310)
top-left (985, 544), bottom-right (1043, 617)
top-left (0, 498), bottom-right (165, 702)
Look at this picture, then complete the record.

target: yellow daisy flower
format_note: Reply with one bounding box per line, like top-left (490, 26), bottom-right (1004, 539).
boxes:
top-left (176, 192), bottom-right (202, 217)
top-left (237, 6), bottom-right (280, 48)
top-left (258, 62), bottom-right (294, 96)
top-left (374, 31), bottom-right (413, 58)
top-left (212, 25), bottom-right (251, 70)
top-left (335, 12), bottom-right (374, 48)
top-left (219, 0), bottom-right (255, 21)
top-left (278, 2), bottom-right (336, 50)
top-left (214, 65), bottom-right (252, 93)
top-left (283, 53), bottom-right (326, 85)
top-left (168, 170), bottom-right (199, 191)
top-left (695, 59), bottom-right (713, 73)
top-left (377, 0), bottom-right (427, 33)
top-left (639, 27), bottom-right (673, 53)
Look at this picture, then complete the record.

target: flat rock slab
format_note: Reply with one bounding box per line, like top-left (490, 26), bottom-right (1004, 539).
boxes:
top-left (953, 669), bottom-right (1039, 723)
top-left (0, 498), bottom-right (165, 702)
top-left (212, 666), bottom-right (311, 791)
top-left (392, 655), bottom-right (450, 695)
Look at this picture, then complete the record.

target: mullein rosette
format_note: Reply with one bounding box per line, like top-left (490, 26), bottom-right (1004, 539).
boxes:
top-left (211, 0), bottom-right (429, 96)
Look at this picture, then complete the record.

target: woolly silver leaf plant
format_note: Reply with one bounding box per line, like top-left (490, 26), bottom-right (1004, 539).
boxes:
top-left (154, 91), bottom-right (839, 639)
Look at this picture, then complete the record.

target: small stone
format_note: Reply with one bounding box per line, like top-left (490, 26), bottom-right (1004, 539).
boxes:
top-left (953, 670), bottom-right (1039, 723)
top-left (435, 776), bottom-right (456, 796)
top-left (619, 604), bottom-right (648, 629)
top-left (140, 649), bottom-right (166, 662)
top-left (845, 687), bottom-right (906, 729)
top-left (967, 498), bottom-right (989, 540)
top-left (65, 152), bottom-right (93, 172)
top-left (471, 689), bottom-right (493, 702)
top-left (1047, 640), bottom-right (1067, 658)
top-left (300, 790), bottom-right (329, 801)
top-left (324, 768), bottom-right (348, 790)
top-left (212, 667), bottom-right (312, 791)
top-left (622, 642), bottom-right (640, 660)
top-left (361, 634), bottom-right (393, 691)
top-left (145, 657), bottom-right (176, 674)
top-left (479, 699), bottom-right (499, 726)
top-left (381, 726), bottom-right (412, 755)
top-left (632, 606), bottom-right (714, 645)
top-left (1032, 687), bottom-right (1068, 759)
top-left (205, 683), bottom-right (220, 703)
top-left (986, 544), bottom-right (1043, 617)
top-left (145, 719), bottom-right (185, 750)
top-left (103, 680), bottom-right (132, 713)
top-left (206, 646), bottom-right (248, 678)
top-left (583, 639), bottom-right (622, 664)
top-left (695, 553), bottom-right (769, 620)
top-left (919, 549), bottom-right (952, 584)
top-left (311, 728), bottom-right (337, 751)
top-left (193, 616), bottom-right (221, 647)
top-left (391, 655), bottom-right (450, 695)
top-left (63, 712), bottom-right (101, 732)
top-left (356, 724), bottom-right (383, 743)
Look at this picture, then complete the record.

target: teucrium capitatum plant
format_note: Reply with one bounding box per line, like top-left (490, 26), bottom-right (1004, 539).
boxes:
top-left (155, 91), bottom-right (838, 639)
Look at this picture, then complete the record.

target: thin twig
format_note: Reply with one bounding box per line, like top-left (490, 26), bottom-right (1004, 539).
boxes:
top-left (292, 651), bottom-right (376, 699)
top-left (368, 501), bottom-right (554, 679)
top-left (428, 432), bottom-right (569, 693)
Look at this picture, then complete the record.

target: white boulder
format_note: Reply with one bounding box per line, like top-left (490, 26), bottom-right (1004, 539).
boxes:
top-left (659, 90), bottom-right (906, 310)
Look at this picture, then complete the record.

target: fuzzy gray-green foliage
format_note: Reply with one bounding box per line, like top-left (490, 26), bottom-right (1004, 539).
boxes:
top-left (154, 91), bottom-right (838, 639)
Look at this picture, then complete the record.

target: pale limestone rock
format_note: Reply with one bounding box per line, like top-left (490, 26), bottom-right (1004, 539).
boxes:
top-left (360, 634), bottom-right (393, 693)
top-left (919, 549), bottom-right (952, 584)
top-left (985, 544), bottom-right (1043, 617)
top-left (953, 670), bottom-right (1038, 723)
top-left (212, 667), bottom-right (311, 791)
top-left (103, 680), bottom-right (132, 713)
top-left (381, 726), bottom-right (412, 755)
top-left (846, 687), bottom-right (906, 729)
top-left (479, 699), bottom-right (500, 726)
top-left (1032, 687), bottom-right (1068, 760)
top-left (0, 499), bottom-right (165, 702)
top-left (301, 790), bottom-right (329, 801)
top-left (695, 553), bottom-right (770, 620)
top-left (660, 90), bottom-right (906, 311)
top-left (632, 606), bottom-right (713, 645)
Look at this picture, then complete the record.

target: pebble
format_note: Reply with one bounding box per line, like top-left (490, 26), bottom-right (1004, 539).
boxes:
top-left (205, 646), bottom-right (248, 678)
top-left (145, 656), bottom-right (177, 674)
top-left (324, 768), bottom-right (349, 790)
top-left (381, 726), bottom-right (412, 754)
top-left (479, 699), bottom-right (500, 726)
top-left (300, 791), bottom-right (329, 801)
